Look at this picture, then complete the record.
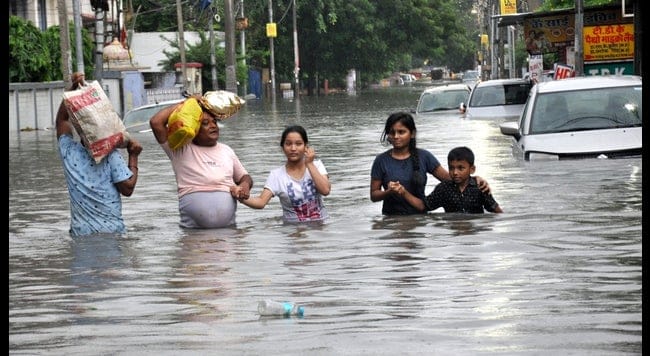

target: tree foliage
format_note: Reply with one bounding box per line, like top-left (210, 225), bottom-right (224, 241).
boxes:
top-left (157, 30), bottom-right (246, 91)
top-left (9, 15), bottom-right (94, 82)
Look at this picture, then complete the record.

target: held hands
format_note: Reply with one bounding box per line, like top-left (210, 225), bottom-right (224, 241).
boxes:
top-left (387, 181), bottom-right (406, 196)
top-left (230, 184), bottom-right (251, 201)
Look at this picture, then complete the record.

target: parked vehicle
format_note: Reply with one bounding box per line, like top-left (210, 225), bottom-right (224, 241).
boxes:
top-left (461, 70), bottom-right (480, 88)
top-left (523, 70), bottom-right (555, 83)
top-left (499, 75), bottom-right (642, 160)
top-left (122, 99), bottom-right (183, 133)
top-left (414, 83), bottom-right (471, 116)
top-left (461, 78), bottom-right (533, 121)
top-left (400, 73), bottom-right (417, 85)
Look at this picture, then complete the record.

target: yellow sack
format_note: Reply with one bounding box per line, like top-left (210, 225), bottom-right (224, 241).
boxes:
top-left (167, 98), bottom-right (202, 150)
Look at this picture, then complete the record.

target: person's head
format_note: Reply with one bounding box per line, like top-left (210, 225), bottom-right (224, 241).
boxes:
top-left (447, 146), bottom-right (476, 184)
top-left (192, 110), bottom-right (220, 146)
top-left (381, 111), bottom-right (417, 151)
top-left (381, 112), bottom-right (424, 186)
top-left (280, 125), bottom-right (308, 162)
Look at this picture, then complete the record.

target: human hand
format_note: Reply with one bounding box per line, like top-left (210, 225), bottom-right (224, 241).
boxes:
top-left (230, 184), bottom-right (250, 201)
top-left (70, 72), bottom-right (85, 90)
top-left (388, 181), bottom-right (406, 196)
top-left (127, 139), bottom-right (143, 156)
top-left (304, 146), bottom-right (316, 163)
top-left (475, 176), bottom-right (491, 194)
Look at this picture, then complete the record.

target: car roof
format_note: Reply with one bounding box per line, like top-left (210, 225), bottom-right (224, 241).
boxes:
top-left (534, 75), bottom-right (642, 93)
top-left (474, 78), bottom-right (530, 87)
top-left (126, 98), bottom-right (183, 113)
top-left (421, 83), bottom-right (471, 93)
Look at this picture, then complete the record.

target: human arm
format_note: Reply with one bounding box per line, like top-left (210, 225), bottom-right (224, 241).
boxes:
top-left (388, 181), bottom-right (426, 212)
top-left (240, 187), bottom-right (274, 209)
top-left (483, 190), bottom-right (503, 213)
top-left (55, 102), bottom-right (74, 138)
top-left (370, 179), bottom-right (426, 212)
top-left (431, 164), bottom-right (451, 182)
top-left (370, 179), bottom-right (390, 202)
top-left (473, 176), bottom-right (491, 194)
top-left (56, 72), bottom-right (86, 138)
top-left (304, 146), bottom-right (331, 196)
top-left (230, 174), bottom-right (253, 200)
top-left (149, 102), bottom-right (183, 144)
top-left (115, 138), bottom-right (143, 197)
top-left (432, 163), bottom-right (490, 194)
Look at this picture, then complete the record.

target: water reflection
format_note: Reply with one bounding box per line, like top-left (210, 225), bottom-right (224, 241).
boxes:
top-left (9, 88), bottom-right (641, 354)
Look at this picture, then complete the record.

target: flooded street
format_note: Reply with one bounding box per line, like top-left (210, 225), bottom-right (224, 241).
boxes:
top-left (9, 88), bottom-right (642, 355)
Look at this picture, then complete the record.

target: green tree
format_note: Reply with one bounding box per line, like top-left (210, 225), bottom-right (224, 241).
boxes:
top-left (10, 15), bottom-right (94, 82)
top-left (9, 16), bottom-right (53, 82)
top-left (158, 31), bottom-right (247, 92)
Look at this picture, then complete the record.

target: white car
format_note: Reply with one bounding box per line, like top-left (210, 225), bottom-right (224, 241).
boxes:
top-left (499, 75), bottom-right (642, 160)
top-left (122, 99), bottom-right (183, 133)
top-left (414, 83), bottom-right (471, 116)
top-left (462, 78), bottom-right (533, 121)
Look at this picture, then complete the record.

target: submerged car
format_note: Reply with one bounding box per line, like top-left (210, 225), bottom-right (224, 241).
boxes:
top-left (462, 78), bottom-right (533, 121)
top-left (414, 83), bottom-right (471, 116)
top-left (499, 75), bottom-right (642, 160)
top-left (122, 99), bottom-right (183, 133)
top-left (461, 69), bottom-right (481, 89)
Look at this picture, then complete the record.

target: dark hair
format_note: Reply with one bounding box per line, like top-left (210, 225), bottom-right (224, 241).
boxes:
top-left (448, 146), bottom-right (474, 165)
top-left (380, 112), bottom-right (423, 187)
top-left (281, 125), bottom-right (308, 146)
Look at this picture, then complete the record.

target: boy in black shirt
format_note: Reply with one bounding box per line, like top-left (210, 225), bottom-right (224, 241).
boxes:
top-left (425, 146), bottom-right (503, 213)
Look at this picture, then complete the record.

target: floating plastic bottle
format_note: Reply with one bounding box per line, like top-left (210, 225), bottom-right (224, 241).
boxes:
top-left (257, 299), bottom-right (305, 317)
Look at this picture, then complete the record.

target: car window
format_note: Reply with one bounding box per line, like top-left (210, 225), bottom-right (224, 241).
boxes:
top-left (470, 87), bottom-right (503, 107)
top-left (418, 89), bottom-right (469, 112)
top-left (530, 86), bottom-right (642, 134)
top-left (504, 83), bottom-right (532, 105)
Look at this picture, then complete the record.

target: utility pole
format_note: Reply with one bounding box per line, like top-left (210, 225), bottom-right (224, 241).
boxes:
top-left (209, 8), bottom-right (218, 90)
top-left (574, 0), bottom-right (584, 76)
top-left (292, 0), bottom-right (299, 98)
top-left (268, 0), bottom-right (276, 101)
top-left (239, 0), bottom-right (247, 95)
top-left (93, 1), bottom-right (105, 82)
top-left (73, 0), bottom-right (84, 74)
top-left (224, 0), bottom-right (238, 93)
top-left (176, 0), bottom-right (187, 91)
top-left (58, 0), bottom-right (72, 82)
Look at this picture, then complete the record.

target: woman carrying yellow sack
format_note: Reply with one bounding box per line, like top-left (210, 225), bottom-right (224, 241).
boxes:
top-left (149, 92), bottom-right (252, 229)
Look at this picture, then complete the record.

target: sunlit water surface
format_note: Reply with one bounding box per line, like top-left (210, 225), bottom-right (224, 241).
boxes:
top-left (9, 88), bottom-right (641, 355)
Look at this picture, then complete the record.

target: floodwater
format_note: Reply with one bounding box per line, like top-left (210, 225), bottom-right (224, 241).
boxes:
top-left (9, 87), bottom-right (642, 355)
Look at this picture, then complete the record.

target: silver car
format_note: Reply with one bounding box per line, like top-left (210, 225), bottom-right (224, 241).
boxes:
top-left (462, 78), bottom-right (533, 121)
top-left (122, 99), bottom-right (183, 133)
top-left (415, 83), bottom-right (471, 116)
top-left (499, 75), bottom-right (642, 160)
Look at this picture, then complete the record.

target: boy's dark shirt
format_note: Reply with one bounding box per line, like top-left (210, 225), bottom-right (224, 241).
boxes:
top-left (425, 176), bottom-right (500, 213)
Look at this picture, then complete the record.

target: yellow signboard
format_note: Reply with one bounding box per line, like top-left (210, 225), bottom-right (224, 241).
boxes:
top-left (266, 23), bottom-right (277, 38)
top-left (500, 0), bottom-right (517, 15)
top-left (583, 24), bottom-right (634, 61)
